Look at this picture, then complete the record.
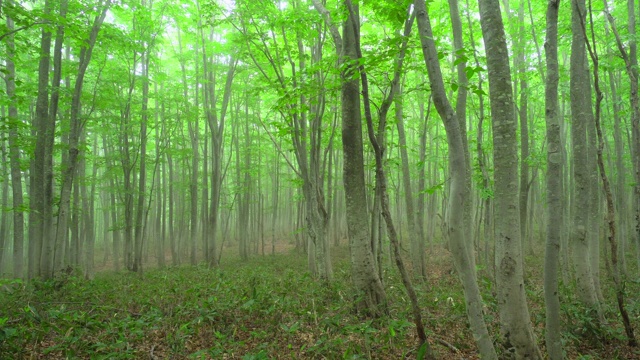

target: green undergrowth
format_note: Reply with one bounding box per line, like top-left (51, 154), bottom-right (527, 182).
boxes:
top-left (0, 248), bottom-right (478, 359)
top-left (1, 245), bottom-right (639, 359)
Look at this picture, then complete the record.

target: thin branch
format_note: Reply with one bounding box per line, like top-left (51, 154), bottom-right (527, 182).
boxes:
top-left (256, 113), bottom-right (302, 178)
top-left (0, 21), bottom-right (46, 41)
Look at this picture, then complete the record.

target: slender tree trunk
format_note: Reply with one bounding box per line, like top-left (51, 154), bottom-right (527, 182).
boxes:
top-left (167, 143), bottom-right (177, 265)
top-left (606, 56), bottom-right (628, 276)
top-left (350, 4), bottom-right (431, 353)
top-left (543, 1), bottom-right (563, 358)
top-left (0, 137), bottom-right (8, 274)
top-left (601, 3), bottom-right (638, 345)
top-left (631, 0), bottom-right (640, 275)
top-left (395, 82), bottom-right (425, 280)
top-left (4, 9), bottom-right (24, 278)
top-left (517, 1), bottom-right (530, 252)
top-left (415, 1), bottom-right (497, 357)
top-left (103, 136), bottom-right (121, 272)
top-left (132, 48), bottom-right (150, 273)
top-left (569, 0), bottom-right (603, 320)
top-left (53, 4), bottom-right (109, 276)
top-left (153, 82), bottom-right (165, 269)
top-left (31, 0), bottom-right (52, 279)
top-left (84, 139), bottom-right (98, 279)
top-left (477, 0), bottom-right (540, 357)
top-left (416, 93), bottom-right (432, 257)
top-left (339, 0), bottom-right (387, 316)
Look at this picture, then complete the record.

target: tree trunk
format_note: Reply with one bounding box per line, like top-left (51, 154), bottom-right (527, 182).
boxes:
top-left (600, 2), bottom-right (638, 345)
top-left (0, 137), bottom-right (8, 274)
top-left (84, 138), bottom-right (99, 279)
top-left (415, 1), bottom-right (497, 358)
top-left (569, 0), bottom-right (603, 320)
top-left (133, 49), bottom-right (150, 273)
top-left (340, 0), bottom-right (387, 316)
top-left (477, 0), bottom-right (540, 357)
top-left (31, 0), bottom-right (52, 279)
top-left (395, 82), bottom-right (426, 280)
top-left (4, 8), bottom-right (24, 278)
top-left (53, 4), bottom-right (109, 277)
top-left (517, 1), bottom-right (530, 252)
top-left (543, 1), bottom-right (563, 358)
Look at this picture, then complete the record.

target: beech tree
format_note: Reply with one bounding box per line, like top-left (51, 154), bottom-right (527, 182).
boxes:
top-left (3, 1), bottom-right (640, 357)
top-left (543, 0), bottom-right (563, 358)
top-left (477, 0), bottom-right (540, 356)
top-left (415, 0), bottom-right (496, 357)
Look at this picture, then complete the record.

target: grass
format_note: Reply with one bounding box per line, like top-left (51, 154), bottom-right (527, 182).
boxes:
top-left (1, 242), bottom-right (639, 359)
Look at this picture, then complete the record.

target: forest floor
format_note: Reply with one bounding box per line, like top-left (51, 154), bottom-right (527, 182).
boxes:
top-left (1, 241), bottom-right (640, 359)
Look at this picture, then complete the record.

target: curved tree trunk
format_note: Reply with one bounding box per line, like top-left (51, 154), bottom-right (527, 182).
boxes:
top-left (415, 1), bottom-right (497, 358)
top-left (53, 3), bottom-right (109, 276)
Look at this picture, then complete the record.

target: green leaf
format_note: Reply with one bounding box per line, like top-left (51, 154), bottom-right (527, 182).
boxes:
top-left (416, 342), bottom-right (430, 360)
top-left (473, 88), bottom-right (487, 96)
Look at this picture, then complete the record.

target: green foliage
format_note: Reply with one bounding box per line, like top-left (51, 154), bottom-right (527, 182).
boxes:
top-left (1, 253), bottom-right (417, 358)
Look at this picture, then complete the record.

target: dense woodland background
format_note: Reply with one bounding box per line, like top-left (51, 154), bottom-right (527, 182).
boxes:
top-left (2, 0), bottom-right (640, 358)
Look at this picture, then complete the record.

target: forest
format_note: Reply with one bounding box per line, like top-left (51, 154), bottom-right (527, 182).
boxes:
top-left (1, 0), bottom-right (640, 358)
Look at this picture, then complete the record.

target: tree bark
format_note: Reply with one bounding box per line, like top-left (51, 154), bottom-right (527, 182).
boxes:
top-left (339, 0), bottom-right (387, 316)
top-left (31, 0), bottom-right (52, 279)
top-left (395, 81), bottom-right (426, 280)
top-left (517, 1), bottom-right (530, 252)
top-left (53, 3), bottom-right (109, 276)
top-left (477, 0), bottom-right (540, 357)
top-left (133, 49), bottom-right (150, 273)
top-left (415, 1), bottom-right (497, 358)
top-left (543, 1), bottom-right (563, 358)
top-left (0, 137), bottom-right (8, 274)
top-left (569, 0), bottom-right (603, 320)
top-left (4, 7), bottom-right (24, 278)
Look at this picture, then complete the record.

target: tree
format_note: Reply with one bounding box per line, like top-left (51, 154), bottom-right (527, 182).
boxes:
top-left (569, 0), bottom-right (603, 321)
top-left (52, 1), bottom-right (110, 278)
top-left (319, 0), bottom-right (388, 314)
top-left (415, 0), bottom-right (496, 357)
top-left (543, 1), bottom-right (563, 358)
top-left (30, 0), bottom-right (53, 279)
top-left (4, 2), bottom-right (25, 278)
top-left (477, 0), bottom-right (540, 356)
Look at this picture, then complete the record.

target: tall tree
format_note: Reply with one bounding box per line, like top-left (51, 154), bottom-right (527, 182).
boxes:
top-left (52, 1), bottom-right (110, 276)
top-left (197, 1), bottom-right (236, 267)
top-left (569, 0), bottom-right (603, 321)
top-left (477, 0), bottom-right (540, 357)
top-left (543, 1), bottom-right (563, 358)
top-left (600, 0), bottom-right (637, 345)
top-left (234, 0), bottom-right (333, 279)
top-left (415, 1), bottom-right (497, 358)
top-left (30, 0), bottom-right (53, 279)
top-left (4, 2), bottom-right (25, 278)
top-left (313, 0), bottom-right (388, 314)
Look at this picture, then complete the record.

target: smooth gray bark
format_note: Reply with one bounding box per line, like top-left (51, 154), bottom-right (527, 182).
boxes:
top-left (4, 7), bottom-right (24, 278)
top-left (543, 1), bottom-right (563, 358)
top-left (395, 82), bottom-right (426, 279)
top-left (569, 0), bottom-right (603, 319)
top-left (415, 1), bottom-right (497, 358)
top-left (477, 0), bottom-right (540, 357)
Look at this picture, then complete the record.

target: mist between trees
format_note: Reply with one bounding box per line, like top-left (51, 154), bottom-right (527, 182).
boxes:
top-left (1, 0), bottom-right (640, 359)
